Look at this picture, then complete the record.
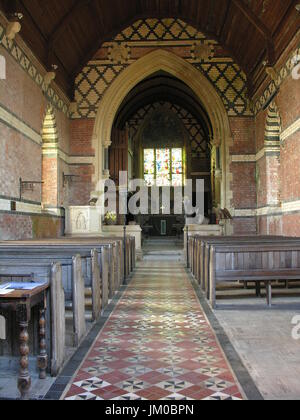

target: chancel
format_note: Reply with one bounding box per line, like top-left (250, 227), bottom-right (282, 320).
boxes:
top-left (0, 0), bottom-right (299, 402)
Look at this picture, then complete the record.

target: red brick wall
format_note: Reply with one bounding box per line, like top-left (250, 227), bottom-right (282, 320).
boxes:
top-left (0, 213), bottom-right (62, 240)
top-left (282, 214), bottom-right (300, 237)
top-left (229, 117), bottom-right (256, 154)
top-left (232, 218), bottom-right (257, 235)
top-left (56, 108), bottom-right (71, 155)
top-left (277, 75), bottom-right (300, 131)
top-left (68, 165), bottom-right (94, 206)
top-left (255, 109), bottom-right (267, 153)
top-left (0, 43), bottom-right (69, 239)
top-left (0, 47), bottom-right (46, 132)
top-left (229, 117), bottom-right (257, 234)
top-left (70, 119), bottom-right (95, 156)
top-left (68, 119), bottom-right (96, 205)
top-left (0, 122), bottom-right (42, 202)
top-left (231, 162), bottom-right (257, 209)
top-left (256, 52), bottom-right (300, 236)
top-left (42, 156), bottom-right (58, 207)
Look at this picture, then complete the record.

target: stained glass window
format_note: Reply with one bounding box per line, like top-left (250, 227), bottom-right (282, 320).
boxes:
top-left (144, 149), bottom-right (155, 186)
top-left (144, 148), bottom-right (183, 186)
top-left (156, 149), bottom-right (170, 187)
top-left (171, 148), bottom-right (183, 187)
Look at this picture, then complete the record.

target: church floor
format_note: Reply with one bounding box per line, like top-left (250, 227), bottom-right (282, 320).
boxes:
top-left (59, 261), bottom-right (245, 401)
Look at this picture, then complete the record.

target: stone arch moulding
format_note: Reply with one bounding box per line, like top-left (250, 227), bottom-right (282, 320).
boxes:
top-left (92, 49), bottom-right (233, 210)
top-left (41, 104), bottom-right (60, 208)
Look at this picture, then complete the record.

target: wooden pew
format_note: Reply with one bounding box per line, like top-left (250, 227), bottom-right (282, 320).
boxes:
top-left (201, 237), bottom-right (300, 299)
top-left (209, 242), bottom-right (300, 308)
top-left (0, 246), bottom-right (106, 316)
top-left (0, 254), bottom-right (87, 349)
top-left (188, 236), bottom-right (300, 296)
top-left (0, 261), bottom-right (65, 376)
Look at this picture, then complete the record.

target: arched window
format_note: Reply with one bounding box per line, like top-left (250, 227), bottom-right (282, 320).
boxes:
top-left (144, 148), bottom-right (184, 187)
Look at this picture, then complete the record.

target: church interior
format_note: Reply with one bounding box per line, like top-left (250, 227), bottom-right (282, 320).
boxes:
top-left (0, 0), bottom-right (299, 401)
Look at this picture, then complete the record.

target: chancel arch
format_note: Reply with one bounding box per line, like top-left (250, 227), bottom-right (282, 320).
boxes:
top-left (92, 49), bottom-right (233, 219)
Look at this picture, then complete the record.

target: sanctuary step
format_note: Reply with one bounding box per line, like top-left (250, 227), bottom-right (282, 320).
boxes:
top-left (143, 238), bottom-right (184, 261)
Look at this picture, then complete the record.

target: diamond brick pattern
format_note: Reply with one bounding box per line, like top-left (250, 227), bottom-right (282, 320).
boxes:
top-left (72, 18), bottom-right (250, 119)
top-left (62, 261), bottom-right (244, 401)
top-left (128, 102), bottom-right (209, 158)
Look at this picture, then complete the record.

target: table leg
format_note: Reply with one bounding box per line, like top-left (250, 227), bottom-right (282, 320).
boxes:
top-left (17, 304), bottom-right (31, 400)
top-left (37, 303), bottom-right (48, 380)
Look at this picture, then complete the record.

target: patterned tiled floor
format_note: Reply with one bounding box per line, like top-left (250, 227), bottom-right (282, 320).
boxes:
top-left (62, 261), bottom-right (244, 400)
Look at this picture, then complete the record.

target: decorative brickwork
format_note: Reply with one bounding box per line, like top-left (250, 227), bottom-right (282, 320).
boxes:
top-left (73, 18), bottom-right (251, 119)
top-left (128, 102), bottom-right (209, 159)
top-left (254, 45), bottom-right (300, 115)
top-left (0, 21), bottom-right (69, 116)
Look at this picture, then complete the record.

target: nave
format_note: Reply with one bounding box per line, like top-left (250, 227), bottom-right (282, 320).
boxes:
top-left (59, 260), bottom-right (245, 401)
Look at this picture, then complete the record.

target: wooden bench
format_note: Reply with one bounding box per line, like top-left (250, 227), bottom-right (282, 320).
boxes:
top-left (188, 236), bottom-right (300, 295)
top-left (0, 262), bottom-right (65, 377)
top-left (209, 242), bottom-right (300, 308)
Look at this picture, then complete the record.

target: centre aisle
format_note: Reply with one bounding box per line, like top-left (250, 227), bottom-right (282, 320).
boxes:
top-left (62, 261), bottom-right (244, 400)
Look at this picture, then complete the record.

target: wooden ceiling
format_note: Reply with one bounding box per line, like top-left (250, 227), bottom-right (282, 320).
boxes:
top-left (0, 0), bottom-right (299, 98)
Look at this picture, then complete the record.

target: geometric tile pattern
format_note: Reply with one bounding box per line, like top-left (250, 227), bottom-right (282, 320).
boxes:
top-left (73, 18), bottom-right (251, 119)
top-left (128, 102), bottom-right (209, 158)
top-left (62, 261), bottom-right (244, 400)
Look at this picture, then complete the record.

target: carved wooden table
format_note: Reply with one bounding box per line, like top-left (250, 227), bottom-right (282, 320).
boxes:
top-left (0, 284), bottom-right (49, 399)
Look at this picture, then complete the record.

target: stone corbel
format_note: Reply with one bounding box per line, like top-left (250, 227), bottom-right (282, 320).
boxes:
top-left (44, 71), bottom-right (56, 88)
top-left (6, 19), bottom-right (22, 41)
top-left (103, 140), bottom-right (112, 148)
top-left (265, 66), bottom-right (279, 83)
top-left (6, 21), bottom-right (21, 40)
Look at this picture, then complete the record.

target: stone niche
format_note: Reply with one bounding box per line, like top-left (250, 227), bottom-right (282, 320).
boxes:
top-left (65, 206), bottom-right (102, 236)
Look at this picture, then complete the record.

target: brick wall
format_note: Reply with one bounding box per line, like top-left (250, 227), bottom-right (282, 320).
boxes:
top-left (0, 40), bottom-right (68, 239)
top-left (0, 47), bottom-right (46, 132)
top-left (0, 213), bottom-right (62, 240)
top-left (0, 122), bottom-right (42, 202)
top-left (68, 119), bottom-right (95, 205)
top-left (68, 165), bottom-right (94, 206)
top-left (70, 119), bottom-right (95, 156)
top-left (256, 41), bottom-right (300, 235)
top-left (229, 117), bottom-right (257, 234)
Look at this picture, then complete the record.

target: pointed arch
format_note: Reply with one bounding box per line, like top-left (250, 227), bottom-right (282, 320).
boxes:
top-left (42, 105), bottom-right (59, 145)
top-left (265, 102), bottom-right (281, 150)
top-left (92, 49), bottom-right (233, 210)
top-left (41, 105), bottom-right (59, 208)
top-left (263, 102), bottom-right (281, 208)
